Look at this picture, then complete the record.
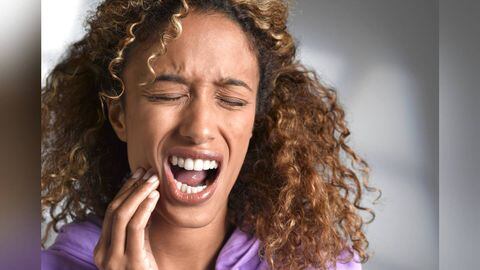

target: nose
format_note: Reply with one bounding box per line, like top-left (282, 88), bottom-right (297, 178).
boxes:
top-left (178, 95), bottom-right (216, 145)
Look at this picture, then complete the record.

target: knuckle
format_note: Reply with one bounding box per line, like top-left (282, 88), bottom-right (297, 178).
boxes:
top-left (93, 244), bottom-right (103, 265)
top-left (113, 210), bottom-right (127, 222)
top-left (93, 254), bottom-right (103, 268)
top-left (94, 255), bottom-right (100, 264)
top-left (120, 179), bottom-right (134, 191)
top-left (125, 262), bottom-right (135, 270)
top-left (104, 260), bottom-right (118, 270)
top-left (105, 202), bottom-right (118, 216)
top-left (137, 200), bottom-right (150, 211)
top-left (126, 259), bottom-right (145, 270)
top-left (93, 246), bottom-right (100, 257)
top-left (127, 219), bottom-right (143, 232)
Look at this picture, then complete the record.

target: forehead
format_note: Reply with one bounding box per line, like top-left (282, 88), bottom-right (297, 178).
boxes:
top-left (125, 11), bottom-right (259, 87)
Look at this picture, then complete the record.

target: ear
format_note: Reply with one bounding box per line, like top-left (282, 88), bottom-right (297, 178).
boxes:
top-left (107, 99), bottom-right (127, 142)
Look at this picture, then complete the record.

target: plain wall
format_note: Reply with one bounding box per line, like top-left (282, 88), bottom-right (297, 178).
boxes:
top-left (439, 1), bottom-right (480, 269)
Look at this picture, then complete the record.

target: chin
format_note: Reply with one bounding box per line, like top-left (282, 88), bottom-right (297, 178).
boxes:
top-left (153, 196), bottom-right (228, 229)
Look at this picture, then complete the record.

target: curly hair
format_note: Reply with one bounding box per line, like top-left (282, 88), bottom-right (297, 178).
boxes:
top-left (41, 0), bottom-right (381, 269)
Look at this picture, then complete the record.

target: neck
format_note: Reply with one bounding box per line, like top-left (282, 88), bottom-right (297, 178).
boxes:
top-left (148, 206), bottom-right (234, 270)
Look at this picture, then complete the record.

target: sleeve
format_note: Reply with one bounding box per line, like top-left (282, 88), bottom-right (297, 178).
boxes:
top-left (334, 249), bottom-right (362, 270)
top-left (335, 259), bottom-right (362, 270)
top-left (41, 249), bottom-right (98, 270)
top-left (41, 216), bottom-right (101, 270)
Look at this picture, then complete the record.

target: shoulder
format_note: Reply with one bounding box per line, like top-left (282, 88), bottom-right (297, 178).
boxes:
top-left (216, 228), bottom-right (362, 270)
top-left (305, 249), bottom-right (361, 270)
top-left (329, 249), bottom-right (362, 270)
top-left (41, 214), bottom-right (102, 270)
top-left (216, 227), bottom-right (269, 270)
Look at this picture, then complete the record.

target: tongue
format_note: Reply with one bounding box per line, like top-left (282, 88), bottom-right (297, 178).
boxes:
top-left (171, 166), bottom-right (208, 186)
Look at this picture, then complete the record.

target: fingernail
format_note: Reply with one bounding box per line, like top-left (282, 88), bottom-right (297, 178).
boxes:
top-left (148, 191), bottom-right (159, 199)
top-left (142, 169), bottom-right (154, 180)
top-left (147, 174), bottom-right (159, 184)
top-left (131, 168), bottom-right (143, 180)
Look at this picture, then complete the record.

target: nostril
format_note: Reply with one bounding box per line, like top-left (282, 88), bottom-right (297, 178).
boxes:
top-left (178, 122), bottom-right (216, 145)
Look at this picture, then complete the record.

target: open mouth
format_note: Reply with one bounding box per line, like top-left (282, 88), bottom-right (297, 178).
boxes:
top-left (162, 150), bottom-right (222, 205)
top-left (168, 155), bottom-right (220, 194)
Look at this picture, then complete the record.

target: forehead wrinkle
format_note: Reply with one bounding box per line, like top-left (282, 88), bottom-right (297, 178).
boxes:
top-left (158, 57), bottom-right (185, 76)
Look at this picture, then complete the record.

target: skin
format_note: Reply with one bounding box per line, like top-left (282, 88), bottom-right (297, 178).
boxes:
top-left (94, 11), bottom-right (260, 270)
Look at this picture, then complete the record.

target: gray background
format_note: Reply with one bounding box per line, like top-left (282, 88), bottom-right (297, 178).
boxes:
top-left (439, 0), bottom-right (480, 269)
top-left (41, 1), bottom-right (479, 270)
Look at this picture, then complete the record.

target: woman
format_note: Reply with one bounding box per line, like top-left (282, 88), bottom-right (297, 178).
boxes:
top-left (41, 0), bottom-right (380, 269)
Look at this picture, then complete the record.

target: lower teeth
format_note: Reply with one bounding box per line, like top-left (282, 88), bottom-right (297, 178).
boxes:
top-left (174, 179), bottom-right (207, 194)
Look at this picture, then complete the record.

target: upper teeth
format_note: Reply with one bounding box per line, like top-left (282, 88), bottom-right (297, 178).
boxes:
top-left (170, 155), bottom-right (218, 171)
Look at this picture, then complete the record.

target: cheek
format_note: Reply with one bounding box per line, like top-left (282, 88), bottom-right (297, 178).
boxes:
top-left (227, 109), bottom-right (255, 155)
top-left (221, 110), bottom-right (255, 193)
top-left (124, 104), bottom-right (176, 166)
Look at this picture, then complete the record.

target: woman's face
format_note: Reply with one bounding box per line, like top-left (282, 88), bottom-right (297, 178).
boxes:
top-left (109, 11), bottom-right (259, 228)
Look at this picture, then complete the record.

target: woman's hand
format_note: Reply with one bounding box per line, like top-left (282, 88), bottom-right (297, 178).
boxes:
top-left (94, 168), bottom-right (160, 270)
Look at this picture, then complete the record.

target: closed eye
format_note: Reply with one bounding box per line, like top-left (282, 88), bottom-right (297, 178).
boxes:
top-left (145, 94), bottom-right (186, 102)
top-left (143, 94), bottom-right (247, 108)
top-left (217, 97), bottom-right (248, 107)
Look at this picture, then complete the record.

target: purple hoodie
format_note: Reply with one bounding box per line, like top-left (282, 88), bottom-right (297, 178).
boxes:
top-left (41, 215), bottom-right (361, 270)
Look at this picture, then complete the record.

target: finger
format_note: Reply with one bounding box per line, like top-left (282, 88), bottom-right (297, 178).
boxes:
top-left (109, 172), bottom-right (160, 257)
top-left (125, 190), bottom-right (159, 257)
top-left (115, 167), bottom-right (152, 200)
top-left (99, 168), bottom-right (148, 252)
top-left (93, 236), bottom-right (106, 268)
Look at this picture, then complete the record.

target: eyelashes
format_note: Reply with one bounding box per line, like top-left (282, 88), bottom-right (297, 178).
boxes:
top-left (144, 94), bottom-right (248, 108)
top-left (145, 95), bottom-right (183, 102)
top-left (217, 97), bottom-right (247, 107)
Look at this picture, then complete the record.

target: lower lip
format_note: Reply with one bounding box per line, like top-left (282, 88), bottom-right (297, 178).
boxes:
top-left (162, 158), bottom-right (219, 205)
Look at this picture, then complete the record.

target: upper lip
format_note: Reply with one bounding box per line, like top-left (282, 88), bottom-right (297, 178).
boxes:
top-left (165, 146), bottom-right (224, 165)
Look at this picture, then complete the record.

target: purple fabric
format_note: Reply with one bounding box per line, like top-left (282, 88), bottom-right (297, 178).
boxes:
top-left (41, 215), bottom-right (361, 270)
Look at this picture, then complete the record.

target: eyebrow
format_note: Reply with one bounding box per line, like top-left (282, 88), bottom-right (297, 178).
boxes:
top-left (219, 77), bottom-right (253, 92)
top-left (154, 74), bottom-right (188, 85)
